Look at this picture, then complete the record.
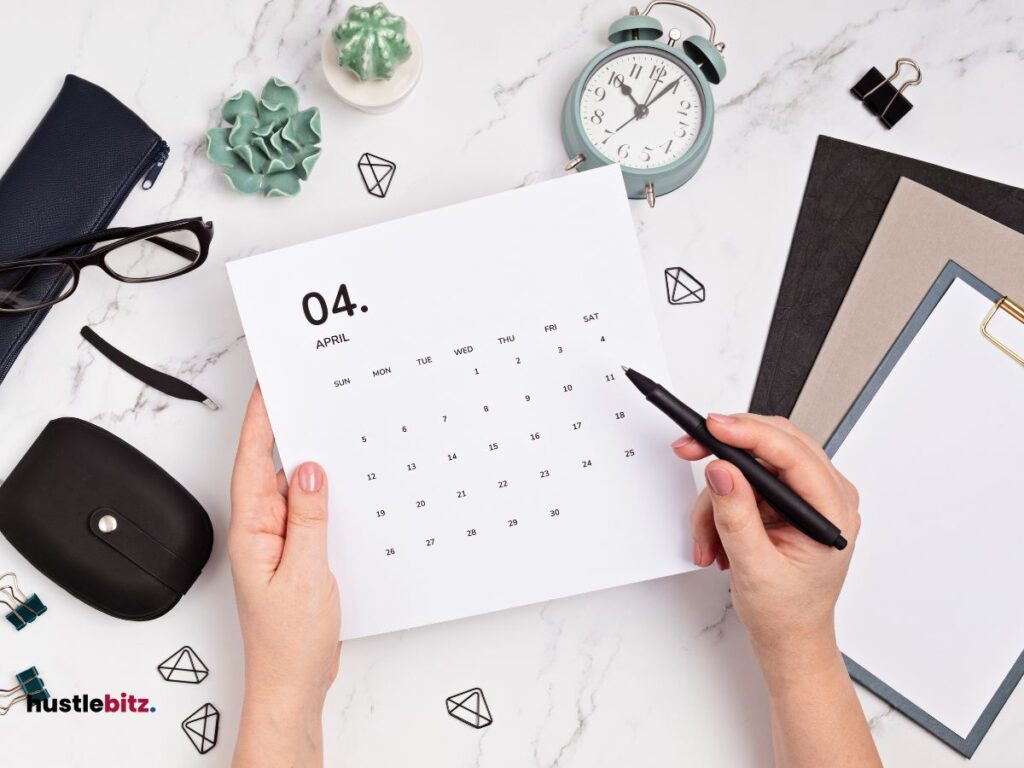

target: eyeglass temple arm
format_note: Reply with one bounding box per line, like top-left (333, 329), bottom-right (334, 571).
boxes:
top-left (145, 235), bottom-right (199, 260)
top-left (8, 232), bottom-right (198, 268)
top-left (19, 221), bottom-right (206, 262)
top-left (22, 227), bottom-right (137, 259)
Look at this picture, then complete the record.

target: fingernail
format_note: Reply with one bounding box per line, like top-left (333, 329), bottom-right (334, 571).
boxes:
top-left (708, 413), bottom-right (735, 424)
top-left (693, 539), bottom-right (703, 566)
top-left (672, 435), bottom-right (694, 449)
top-left (298, 462), bottom-right (323, 493)
top-left (706, 467), bottom-right (734, 496)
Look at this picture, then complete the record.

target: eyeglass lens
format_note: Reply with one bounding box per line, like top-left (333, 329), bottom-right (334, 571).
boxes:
top-left (0, 263), bottom-right (75, 311)
top-left (102, 228), bottom-right (201, 281)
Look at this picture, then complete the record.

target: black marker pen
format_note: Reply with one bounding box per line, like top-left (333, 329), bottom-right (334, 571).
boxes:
top-left (622, 366), bottom-right (847, 550)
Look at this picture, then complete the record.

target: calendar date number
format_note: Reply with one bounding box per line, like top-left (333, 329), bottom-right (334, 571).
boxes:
top-left (302, 283), bottom-right (369, 326)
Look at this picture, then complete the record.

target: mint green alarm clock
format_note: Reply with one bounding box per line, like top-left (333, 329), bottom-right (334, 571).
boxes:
top-left (561, 1), bottom-right (727, 207)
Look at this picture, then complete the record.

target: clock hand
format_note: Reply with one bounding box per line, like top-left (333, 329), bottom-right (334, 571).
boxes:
top-left (619, 83), bottom-right (641, 109)
top-left (602, 113), bottom-right (640, 143)
top-left (600, 84), bottom-right (654, 144)
top-left (645, 77), bottom-right (684, 109)
top-left (641, 80), bottom-right (659, 107)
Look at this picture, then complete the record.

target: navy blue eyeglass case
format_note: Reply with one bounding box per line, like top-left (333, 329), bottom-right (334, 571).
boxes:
top-left (0, 74), bottom-right (168, 385)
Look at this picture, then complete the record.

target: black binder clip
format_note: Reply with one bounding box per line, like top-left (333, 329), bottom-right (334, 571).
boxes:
top-left (0, 572), bottom-right (47, 631)
top-left (0, 667), bottom-right (49, 715)
top-left (851, 58), bottom-right (922, 128)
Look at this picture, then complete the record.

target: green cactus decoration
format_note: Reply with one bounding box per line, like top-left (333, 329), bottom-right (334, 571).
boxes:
top-left (332, 3), bottom-right (412, 81)
top-left (206, 77), bottom-right (321, 197)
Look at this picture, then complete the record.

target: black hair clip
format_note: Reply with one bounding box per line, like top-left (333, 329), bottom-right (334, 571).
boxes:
top-left (80, 326), bottom-right (218, 410)
top-left (851, 58), bottom-right (922, 128)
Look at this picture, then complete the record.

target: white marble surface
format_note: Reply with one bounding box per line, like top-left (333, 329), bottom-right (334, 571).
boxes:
top-left (1, 0), bottom-right (1022, 765)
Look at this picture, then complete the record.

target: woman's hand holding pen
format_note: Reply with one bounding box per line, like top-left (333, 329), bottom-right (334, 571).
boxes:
top-left (224, 390), bottom-right (879, 768)
top-left (673, 413), bottom-right (859, 656)
top-left (673, 414), bottom-right (880, 768)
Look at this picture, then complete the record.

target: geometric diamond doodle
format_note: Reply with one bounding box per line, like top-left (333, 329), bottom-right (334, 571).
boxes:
top-left (664, 266), bottom-right (706, 305)
top-left (182, 702), bottom-right (220, 754)
top-left (357, 152), bottom-right (397, 199)
top-left (158, 646), bottom-right (209, 685)
top-left (445, 687), bottom-right (493, 729)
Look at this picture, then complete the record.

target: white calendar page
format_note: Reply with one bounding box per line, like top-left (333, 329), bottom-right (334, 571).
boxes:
top-left (228, 166), bottom-right (697, 639)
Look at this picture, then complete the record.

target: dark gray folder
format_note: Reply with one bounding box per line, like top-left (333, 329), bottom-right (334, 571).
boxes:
top-left (749, 136), bottom-right (1024, 417)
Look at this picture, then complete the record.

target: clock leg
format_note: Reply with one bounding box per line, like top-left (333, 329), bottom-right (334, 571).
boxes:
top-left (565, 154), bottom-right (586, 171)
top-left (645, 182), bottom-right (656, 208)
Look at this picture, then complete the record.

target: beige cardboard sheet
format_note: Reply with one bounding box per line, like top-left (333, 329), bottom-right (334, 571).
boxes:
top-left (791, 179), bottom-right (1024, 445)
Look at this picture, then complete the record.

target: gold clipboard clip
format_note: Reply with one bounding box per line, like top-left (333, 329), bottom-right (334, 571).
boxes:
top-left (981, 295), bottom-right (1024, 367)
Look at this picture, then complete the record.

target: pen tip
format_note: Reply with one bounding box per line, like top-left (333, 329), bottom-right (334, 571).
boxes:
top-left (621, 365), bottom-right (629, 372)
top-left (202, 398), bottom-right (220, 411)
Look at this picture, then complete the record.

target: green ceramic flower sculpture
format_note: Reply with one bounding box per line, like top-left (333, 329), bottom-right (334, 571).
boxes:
top-left (206, 77), bottom-right (321, 197)
top-left (332, 3), bottom-right (412, 81)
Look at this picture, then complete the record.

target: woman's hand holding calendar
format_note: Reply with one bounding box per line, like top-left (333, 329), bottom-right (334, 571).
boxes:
top-left (673, 413), bottom-right (880, 768)
top-left (222, 392), bottom-right (880, 768)
top-left (229, 386), bottom-right (341, 768)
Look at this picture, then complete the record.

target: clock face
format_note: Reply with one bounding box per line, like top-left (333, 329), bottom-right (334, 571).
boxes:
top-left (578, 48), bottom-right (704, 171)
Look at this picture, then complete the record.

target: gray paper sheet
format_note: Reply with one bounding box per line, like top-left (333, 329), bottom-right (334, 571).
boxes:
top-left (791, 179), bottom-right (1024, 446)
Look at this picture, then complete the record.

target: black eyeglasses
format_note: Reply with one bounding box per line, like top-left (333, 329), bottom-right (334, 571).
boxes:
top-left (0, 218), bottom-right (213, 314)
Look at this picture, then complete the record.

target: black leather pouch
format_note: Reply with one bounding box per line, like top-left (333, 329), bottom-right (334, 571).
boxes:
top-left (0, 418), bottom-right (212, 620)
top-left (0, 75), bottom-right (168, 385)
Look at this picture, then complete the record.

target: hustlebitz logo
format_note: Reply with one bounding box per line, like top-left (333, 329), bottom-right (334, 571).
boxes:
top-left (27, 692), bottom-right (156, 714)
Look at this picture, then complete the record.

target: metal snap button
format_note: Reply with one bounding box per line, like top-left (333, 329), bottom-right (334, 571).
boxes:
top-left (97, 514), bottom-right (118, 533)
